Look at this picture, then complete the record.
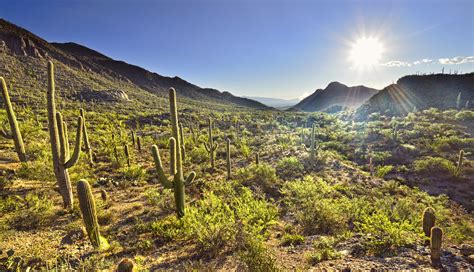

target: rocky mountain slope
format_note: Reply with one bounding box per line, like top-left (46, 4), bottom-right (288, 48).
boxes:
top-left (0, 19), bottom-right (268, 109)
top-left (290, 82), bottom-right (378, 112)
top-left (355, 73), bottom-right (474, 120)
top-left (244, 96), bottom-right (300, 108)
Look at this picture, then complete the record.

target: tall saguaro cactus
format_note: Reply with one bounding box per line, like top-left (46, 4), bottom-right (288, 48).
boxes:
top-left (456, 150), bottom-right (464, 176)
top-left (422, 207), bottom-right (436, 245)
top-left (80, 108), bottom-right (93, 166)
top-left (204, 118), bottom-right (219, 170)
top-left (226, 138), bottom-right (231, 179)
top-left (430, 226), bottom-right (443, 267)
top-left (47, 61), bottom-right (83, 209)
top-left (151, 88), bottom-right (196, 218)
top-left (0, 77), bottom-right (26, 162)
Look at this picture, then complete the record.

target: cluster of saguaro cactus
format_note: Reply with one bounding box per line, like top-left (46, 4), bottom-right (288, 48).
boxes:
top-left (77, 179), bottom-right (107, 249)
top-left (204, 118), bottom-right (219, 170)
top-left (456, 150), bottom-right (464, 176)
top-left (0, 77), bottom-right (27, 162)
top-left (151, 88), bottom-right (196, 218)
top-left (226, 138), bottom-right (231, 179)
top-left (80, 108), bottom-right (93, 166)
top-left (422, 207), bottom-right (436, 245)
top-left (47, 61), bottom-right (83, 209)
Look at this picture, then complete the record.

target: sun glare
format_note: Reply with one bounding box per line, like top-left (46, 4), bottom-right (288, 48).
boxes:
top-left (349, 37), bottom-right (384, 69)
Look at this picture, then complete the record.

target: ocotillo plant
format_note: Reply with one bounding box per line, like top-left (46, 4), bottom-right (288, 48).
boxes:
top-left (0, 77), bottom-right (26, 162)
top-left (47, 61), bottom-right (83, 209)
top-left (77, 179), bottom-right (107, 249)
top-left (204, 118), bottom-right (218, 170)
top-left (179, 123), bottom-right (186, 161)
top-left (430, 226), bottom-right (443, 267)
top-left (80, 109), bottom-right (93, 166)
top-left (226, 138), bottom-right (231, 179)
top-left (151, 88), bottom-right (196, 218)
top-left (456, 150), bottom-right (464, 176)
top-left (422, 207), bottom-right (436, 245)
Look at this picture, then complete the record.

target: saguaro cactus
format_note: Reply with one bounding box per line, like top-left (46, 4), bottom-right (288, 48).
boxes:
top-left (422, 207), bottom-right (436, 245)
top-left (124, 144), bottom-right (130, 167)
top-left (226, 138), bottom-right (231, 179)
top-left (0, 77), bottom-right (26, 162)
top-left (456, 150), bottom-right (464, 176)
top-left (430, 226), bottom-right (443, 267)
top-left (47, 62), bottom-right (83, 209)
top-left (77, 179), bottom-right (107, 249)
top-left (136, 136), bottom-right (142, 151)
top-left (151, 88), bottom-right (196, 218)
top-left (204, 118), bottom-right (219, 170)
top-left (255, 152), bottom-right (260, 165)
top-left (131, 130), bottom-right (136, 148)
top-left (80, 109), bottom-right (93, 166)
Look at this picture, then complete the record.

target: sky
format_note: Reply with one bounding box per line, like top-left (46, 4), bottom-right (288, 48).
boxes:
top-left (1, 0), bottom-right (473, 99)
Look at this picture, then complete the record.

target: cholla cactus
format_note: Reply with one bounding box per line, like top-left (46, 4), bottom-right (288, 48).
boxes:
top-left (0, 77), bottom-right (26, 162)
top-left (47, 61), bottom-right (83, 209)
top-left (430, 226), bottom-right (443, 267)
top-left (151, 88), bottom-right (196, 218)
top-left (204, 118), bottom-right (219, 170)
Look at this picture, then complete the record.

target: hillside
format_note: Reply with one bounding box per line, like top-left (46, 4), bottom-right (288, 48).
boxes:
top-left (355, 73), bottom-right (474, 120)
top-left (290, 82), bottom-right (378, 112)
top-left (0, 19), bottom-right (268, 109)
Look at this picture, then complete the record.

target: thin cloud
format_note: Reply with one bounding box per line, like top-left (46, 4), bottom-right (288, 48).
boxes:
top-left (413, 58), bottom-right (433, 65)
top-left (381, 56), bottom-right (474, 68)
top-left (438, 56), bottom-right (474, 65)
top-left (381, 61), bottom-right (412, 67)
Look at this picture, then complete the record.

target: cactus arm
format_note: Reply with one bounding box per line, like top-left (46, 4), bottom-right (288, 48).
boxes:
top-left (151, 145), bottom-right (173, 188)
top-left (63, 121), bottom-right (70, 159)
top-left (0, 127), bottom-right (13, 139)
top-left (184, 171), bottom-right (196, 186)
top-left (204, 142), bottom-right (210, 152)
top-left (168, 88), bottom-right (183, 179)
top-left (80, 109), bottom-right (92, 160)
top-left (170, 137), bottom-right (177, 175)
top-left (56, 112), bottom-right (67, 163)
top-left (64, 116), bottom-right (83, 169)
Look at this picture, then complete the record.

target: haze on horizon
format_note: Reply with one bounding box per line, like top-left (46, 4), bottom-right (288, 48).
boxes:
top-left (1, 0), bottom-right (473, 100)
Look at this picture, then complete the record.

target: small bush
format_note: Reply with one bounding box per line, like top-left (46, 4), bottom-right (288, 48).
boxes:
top-left (276, 157), bottom-right (304, 180)
top-left (305, 236), bottom-right (341, 264)
top-left (281, 233), bottom-right (305, 246)
top-left (413, 156), bottom-right (456, 176)
top-left (236, 163), bottom-right (280, 196)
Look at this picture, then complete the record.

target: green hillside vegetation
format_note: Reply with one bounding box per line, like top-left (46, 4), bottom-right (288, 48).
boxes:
top-left (0, 60), bottom-right (472, 270)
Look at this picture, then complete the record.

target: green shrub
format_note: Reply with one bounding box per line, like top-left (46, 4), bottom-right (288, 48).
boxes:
top-left (236, 163), bottom-right (280, 196)
top-left (276, 157), bottom-right (304, 180)
top-left (189, 145), bottom-right (208, 164)
top-left (414, 156), bottom-right (456, 176)
top-left (281, 233), bottom-right (305, 246)
top-left (305, 236), bottom-right (341, 264)
top-left (376, 165), bottom-right (393, 178)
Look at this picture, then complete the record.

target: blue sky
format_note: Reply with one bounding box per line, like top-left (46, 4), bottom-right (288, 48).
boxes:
top-left (1, 0), bottom-right (473, 99)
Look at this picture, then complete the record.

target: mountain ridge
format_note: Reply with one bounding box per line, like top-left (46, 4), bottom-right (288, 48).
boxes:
top-left (290, 81), bottom-right (378, 112)
top-left (0, 18), bottom-right (268, 109)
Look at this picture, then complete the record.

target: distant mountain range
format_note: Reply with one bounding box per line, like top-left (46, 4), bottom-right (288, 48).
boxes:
top-left (290, 82), bottom-right (378, 112)
top-left (244, 96), bottom-right (300, 108)
top-left (0, 19), bottom-right (268, 109)
top-left (355, 73), bottom-right (474, 120)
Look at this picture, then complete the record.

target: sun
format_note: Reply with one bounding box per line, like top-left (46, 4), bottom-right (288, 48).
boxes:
top-left (349, 37), bottom-right (384, 69)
